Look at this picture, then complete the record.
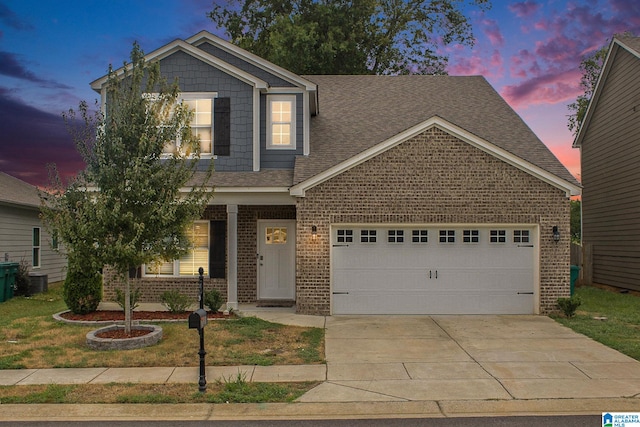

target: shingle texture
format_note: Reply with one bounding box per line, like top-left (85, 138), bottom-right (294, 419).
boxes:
top-left (294, 75), bottom-right (578, 187)
top-left (617, 35), bottom-right (640, 54)
top-left (0, 172), bottom-right (41, 208)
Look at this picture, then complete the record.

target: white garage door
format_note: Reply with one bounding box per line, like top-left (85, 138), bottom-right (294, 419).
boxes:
top-left (332, 225), bottom-right (536, 315)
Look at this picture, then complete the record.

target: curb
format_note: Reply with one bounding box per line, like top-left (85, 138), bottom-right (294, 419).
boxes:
top-left (0, 398), bottom-right (637, 421)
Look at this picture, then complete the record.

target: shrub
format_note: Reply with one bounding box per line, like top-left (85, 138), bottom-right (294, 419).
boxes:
top-left (160, 290), bottom-right (193, 313)
top-left (204, 289), bottom-right (224, 313)
top-left (13, 258), bottom-right (31, 296)
top-left (63, 268), bottom-right (103, 314)
top-left (557, 296), bottom-right (582, 318)
top-left (114, 287), bottom-right (142, 311)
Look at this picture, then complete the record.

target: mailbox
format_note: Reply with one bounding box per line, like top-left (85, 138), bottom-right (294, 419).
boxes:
top-left (188, 308), bottom-right (208, 330)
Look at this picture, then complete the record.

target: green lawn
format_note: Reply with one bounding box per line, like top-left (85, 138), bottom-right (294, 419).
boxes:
top-left (552, 286), bottom-right (640, 361)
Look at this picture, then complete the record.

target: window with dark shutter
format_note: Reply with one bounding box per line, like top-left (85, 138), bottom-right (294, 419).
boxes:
top-left (209, 220), bottom-right (226, 278)
top-left (214, 97), bottom-right (230, 156)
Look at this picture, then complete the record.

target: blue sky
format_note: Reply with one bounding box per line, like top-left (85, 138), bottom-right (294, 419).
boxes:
top-left (1, 0), bottom-right (639, 186)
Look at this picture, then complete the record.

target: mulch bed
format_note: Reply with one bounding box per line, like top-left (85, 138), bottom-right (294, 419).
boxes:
top-left (59, 310), bottom-right (231, 322)
top-left (95, 328), bottom-right (153, 339)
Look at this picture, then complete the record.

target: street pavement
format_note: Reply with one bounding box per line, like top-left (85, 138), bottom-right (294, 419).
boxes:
top-left (1, 306), bottom-right (639, 421)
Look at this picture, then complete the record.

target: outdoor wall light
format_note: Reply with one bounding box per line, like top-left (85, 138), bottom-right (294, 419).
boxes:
top-left (311, 225), bottom-right (317, 239)
top-left (552, 226), bottom-right (560, 243)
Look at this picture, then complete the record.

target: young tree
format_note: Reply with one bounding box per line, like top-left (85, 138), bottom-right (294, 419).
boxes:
top-left (209, 0), bottom-right (491, 75)
top-left (567, 44), bottom-right (609, 136)
top-left (42, 43), bottom-right (214, 333)
top-left (567, 33), bottom-right (636, 136)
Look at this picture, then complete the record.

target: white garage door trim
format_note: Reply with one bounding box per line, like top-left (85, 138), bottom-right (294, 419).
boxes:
top-left (330, 224), bottom-right (540, 315)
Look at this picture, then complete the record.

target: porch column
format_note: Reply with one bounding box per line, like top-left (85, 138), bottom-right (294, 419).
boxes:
top-left (226, 204), bottom-right (239, 311)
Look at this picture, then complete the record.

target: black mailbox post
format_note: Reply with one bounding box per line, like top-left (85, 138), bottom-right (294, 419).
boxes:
top-left (188, 267), bottom-right (207, 392)
top-left (188, 309), bottom-right (208, 330)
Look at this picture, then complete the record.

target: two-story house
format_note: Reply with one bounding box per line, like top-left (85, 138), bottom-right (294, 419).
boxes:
top-left (573, 35), bottom-right (640, 293)
top-left (92, 31), bottom-right (580, 315)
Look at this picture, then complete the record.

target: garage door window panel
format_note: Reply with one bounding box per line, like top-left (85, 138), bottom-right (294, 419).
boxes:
top-left (361, 230), bottom-right (377, 243)
top-left (439, 230), bottom-right (455, 243)
top-left (337, 229), bottom-right (353, 243)
top-left (463, 229), bottom-right (479, 243)
top-left (490, 230), bottom-right (507, 243)
top-left (412, 229), bottom-right (428, 243)
top-left (514, 230), bottom-right (530, 243)
top-left (388, 230), bottom-right (404, 243)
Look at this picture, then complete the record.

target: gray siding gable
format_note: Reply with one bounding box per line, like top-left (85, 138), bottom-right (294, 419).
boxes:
top-left (195, 42), bottom-right (295, 88)
top-left (159, 50), bottom-right (254, 171)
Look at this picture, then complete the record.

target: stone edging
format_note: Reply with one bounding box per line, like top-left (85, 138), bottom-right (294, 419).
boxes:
top-left (86, 325), bottom-right (163, 351)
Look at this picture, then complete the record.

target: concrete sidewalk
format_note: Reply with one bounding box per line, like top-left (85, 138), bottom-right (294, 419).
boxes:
top-left (1, 310), bottom-right (640, 421)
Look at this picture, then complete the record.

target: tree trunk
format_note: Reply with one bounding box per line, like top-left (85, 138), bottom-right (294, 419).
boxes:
top-left (124, 275), bottom-right (132, 334)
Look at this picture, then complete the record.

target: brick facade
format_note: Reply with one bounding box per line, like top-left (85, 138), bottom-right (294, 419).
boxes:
top-left (295, 127), bottom-right (570, 315)
top-left (102, 205), bottom-right (296, 306)
top-left (102, 128), bottom-right (570, 316)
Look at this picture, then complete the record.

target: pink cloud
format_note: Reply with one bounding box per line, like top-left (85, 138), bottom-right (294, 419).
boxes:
top-left (447, 49), bottom-right (504, 78)
top-left (482, 19), bottom-right (504, 47)
top-left (501, 68), bottom-right (583, 108)
top-left (508, 1), bottom-right (541, 18)
top-left (447, 55), bottom-right (488, 75)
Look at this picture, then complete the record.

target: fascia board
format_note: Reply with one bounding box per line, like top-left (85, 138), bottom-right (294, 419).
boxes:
top-left (91, 40), bottom-right (268, 91)
top-left (187, 31), bottom-right (318, 91)
top-left (291, 117), bottom-right (581, 198)
top-left (573, 39), bottom-right (620, 148)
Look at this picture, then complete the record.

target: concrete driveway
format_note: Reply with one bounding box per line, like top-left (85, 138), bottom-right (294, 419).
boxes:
top-left (299, 315), bottom-right (640, 403)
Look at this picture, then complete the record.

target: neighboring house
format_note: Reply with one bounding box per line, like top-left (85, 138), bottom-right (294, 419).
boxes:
top-left (573, 35), bottom-right (640, 292)
top-left (0, 172), bottom-right (67, 284)
top-left (94, 31), bottom-right (580, 315)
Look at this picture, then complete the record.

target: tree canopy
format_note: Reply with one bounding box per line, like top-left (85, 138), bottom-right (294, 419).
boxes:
top-left (567, 43), bottom-right (608, 136)
top-left (209, 0), bottom-right (491, 75)
top-left (41, 43), bottom-right (213, 330)
top-left (567, 32), bottom-right (637, 136)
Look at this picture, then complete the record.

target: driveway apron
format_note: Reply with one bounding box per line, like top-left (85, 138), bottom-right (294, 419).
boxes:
top-left (298, 315), bottom-right (640, 403)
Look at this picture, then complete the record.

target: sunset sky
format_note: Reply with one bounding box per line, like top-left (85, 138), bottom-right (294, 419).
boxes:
top-left (1, 0), bottom-right (639, 187)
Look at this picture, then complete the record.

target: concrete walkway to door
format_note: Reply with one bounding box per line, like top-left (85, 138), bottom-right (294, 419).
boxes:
top-left (299, 315), bottom-right (640, 408)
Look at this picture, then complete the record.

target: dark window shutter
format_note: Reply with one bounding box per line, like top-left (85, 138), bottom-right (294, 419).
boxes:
top-left (129, 266), bottom-right (141, 279)
top-left (210, 220), bottom-right (226, 279)
top-left (214, 97), bottom-right (230, 156)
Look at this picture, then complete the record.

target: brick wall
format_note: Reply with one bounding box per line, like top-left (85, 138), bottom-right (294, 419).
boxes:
top-left (102, 205), bottom-right (296, 305)
top-left (295, 127), bottom-right (571, 315)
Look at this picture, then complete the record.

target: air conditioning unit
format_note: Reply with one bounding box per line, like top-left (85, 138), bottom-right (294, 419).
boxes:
top-left (29, 272), bottom-right (48, 295)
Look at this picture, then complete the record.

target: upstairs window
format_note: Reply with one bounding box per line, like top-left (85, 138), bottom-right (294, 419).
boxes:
top-left (155, 93), bottom-right (230, 157)
top-left (183, 98), bottom-right (212, 155)
top-left (267, 95), bottom-right (296, 149)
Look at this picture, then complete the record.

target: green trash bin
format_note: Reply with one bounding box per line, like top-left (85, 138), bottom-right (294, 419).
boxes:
top-left (570, 265), bottom-right (580, 296)
top-left (0, 262), bottom-right (19, 302)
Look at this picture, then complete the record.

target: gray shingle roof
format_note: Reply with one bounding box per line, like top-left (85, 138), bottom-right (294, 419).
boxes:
top-left (191, 169), bottom-right (293, 187)
top-left (617, 35), bottom-right (640, 55)
top-left (294, 75), bottom-right (578, 187)
top-left (0, 172), bottom-right (41, 208)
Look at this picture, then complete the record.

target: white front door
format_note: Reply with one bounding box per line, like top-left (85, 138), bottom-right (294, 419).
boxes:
top-left (258, 220), bottom-right (296, 300)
